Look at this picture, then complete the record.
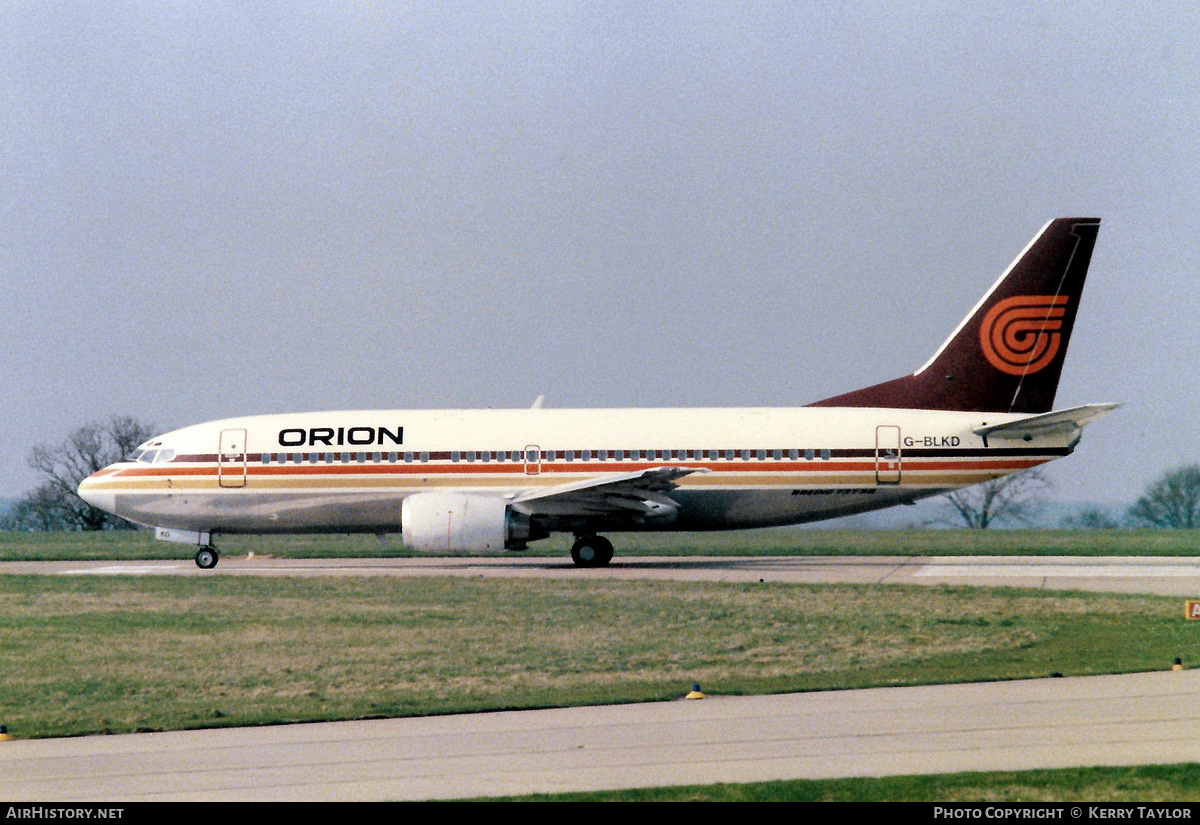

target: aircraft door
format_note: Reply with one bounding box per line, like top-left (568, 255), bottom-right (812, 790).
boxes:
top-left (218, 428), bottom-right (248, 488)
top-left (875, 425), bottom-right (901, 484)
top-left (524, 444), bottom-right (541, 476)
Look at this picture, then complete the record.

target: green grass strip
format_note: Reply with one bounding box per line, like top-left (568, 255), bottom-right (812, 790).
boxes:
top-left (472, 763), bottom-right (1200, 802)
top-left (0, 575), bottom-right (1192, 739)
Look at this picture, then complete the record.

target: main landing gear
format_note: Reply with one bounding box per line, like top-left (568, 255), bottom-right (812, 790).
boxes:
top-left (195, 546), bottom-right (220, 570)
top-left (570, 535), bottom-right (613, 568)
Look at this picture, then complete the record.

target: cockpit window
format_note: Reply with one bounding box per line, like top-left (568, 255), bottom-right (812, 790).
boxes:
top-left (130, 448), bottom-right (175, 464)
top-left (126, 440), bottom-right (170, 463)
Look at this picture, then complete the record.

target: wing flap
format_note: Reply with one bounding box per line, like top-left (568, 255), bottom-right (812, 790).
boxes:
top-left (511, 466), bottom-right (707, 520)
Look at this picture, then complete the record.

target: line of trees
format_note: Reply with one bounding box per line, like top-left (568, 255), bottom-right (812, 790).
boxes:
top-left (1, 416), bottom-right (156, 531)
top-left (932, 464), bottom-right (1200, 529)
top-left (2, 417), bottom-right (1200, 531)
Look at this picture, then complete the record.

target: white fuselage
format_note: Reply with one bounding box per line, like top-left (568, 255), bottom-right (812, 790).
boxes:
top-left (79, 405), bottom-right (1075, 536)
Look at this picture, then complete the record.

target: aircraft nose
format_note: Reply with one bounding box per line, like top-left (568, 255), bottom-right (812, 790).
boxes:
top-left (78, 472), bottom-right (117, 515)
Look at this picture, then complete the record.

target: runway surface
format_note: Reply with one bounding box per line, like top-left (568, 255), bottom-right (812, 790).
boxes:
top-left (4, 555), bottom-right (1199, 800)
top-left (5, 670), bottom-right (1199, 801)
top-left (5, 553), bottom-right (1200, 595)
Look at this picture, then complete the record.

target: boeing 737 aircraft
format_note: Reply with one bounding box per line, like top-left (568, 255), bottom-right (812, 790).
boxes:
top-left (79, 218), bottom-right (1115, 569)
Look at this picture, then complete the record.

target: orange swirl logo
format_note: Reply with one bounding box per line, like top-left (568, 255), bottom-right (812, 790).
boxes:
top-left (979, 295), bottom-right (1069, 375)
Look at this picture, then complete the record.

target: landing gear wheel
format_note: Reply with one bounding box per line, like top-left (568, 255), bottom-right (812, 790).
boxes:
top-left (570, 535), bottom-right (613, 568)
top-left (195, 546), bottom-right (219, 570)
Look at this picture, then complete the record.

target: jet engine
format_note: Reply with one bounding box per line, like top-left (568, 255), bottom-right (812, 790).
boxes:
top-left (400, 492), bottom-right (535, 553)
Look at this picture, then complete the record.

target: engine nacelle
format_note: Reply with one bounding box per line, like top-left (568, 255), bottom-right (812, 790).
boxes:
top-left (401, 492), bottom-right (531, 553)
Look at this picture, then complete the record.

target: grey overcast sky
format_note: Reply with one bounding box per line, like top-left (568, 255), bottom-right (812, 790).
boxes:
top-left (2, 1), bottom-right (1198, 505)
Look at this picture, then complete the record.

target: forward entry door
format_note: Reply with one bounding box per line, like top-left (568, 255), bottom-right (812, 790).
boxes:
top-left (218, 428), bottom-right (248, 488)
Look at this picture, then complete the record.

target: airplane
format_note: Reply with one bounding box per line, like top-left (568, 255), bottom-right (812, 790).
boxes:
top-left (78, 217), bottom-right (1116, 570)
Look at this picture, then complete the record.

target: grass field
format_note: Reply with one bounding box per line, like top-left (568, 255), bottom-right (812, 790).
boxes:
top-left (0, 573), bottom-right (1193, 739)
top-left (2, 528), bottom-right (1197, 801)
top-left (478, 764), bottom-right (1200, 802)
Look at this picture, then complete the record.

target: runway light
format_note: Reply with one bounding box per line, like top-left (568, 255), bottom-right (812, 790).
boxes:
top-left (1172, 657), bottom-right (1184, 672)
top-left (685, 683), bottom-right (705, 700)
top-left (0, 725), bottom-right (11, 741)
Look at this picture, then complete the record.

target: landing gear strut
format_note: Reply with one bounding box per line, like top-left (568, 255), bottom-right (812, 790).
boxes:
top-left (570, 535), bottom-right (613, 568)
top-left (195, 546), bottom-right (219, 570)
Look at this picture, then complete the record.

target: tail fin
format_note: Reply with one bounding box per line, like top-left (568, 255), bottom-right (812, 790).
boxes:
top-left (809, 217), bottom-right (1101, 413)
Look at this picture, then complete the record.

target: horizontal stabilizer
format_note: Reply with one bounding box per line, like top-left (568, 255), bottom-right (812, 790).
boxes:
top-left (972, 403), bottom-right (1119, 443)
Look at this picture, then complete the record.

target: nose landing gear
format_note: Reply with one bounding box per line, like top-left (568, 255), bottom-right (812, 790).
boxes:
top-left (195, 546), bottom-right (219, 570)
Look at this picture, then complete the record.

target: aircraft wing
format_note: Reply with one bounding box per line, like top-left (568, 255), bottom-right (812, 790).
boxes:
top-left (973, 403), bottom-right (1119, 443)
top-left (510, 466), bottom-right (708, 520)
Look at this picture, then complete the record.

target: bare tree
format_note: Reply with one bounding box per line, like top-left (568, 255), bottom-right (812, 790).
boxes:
top-left (1128, 465), bottom-right (1200, 529)
top-left (937, 468), bottom-right (1052, 529)
top-left (4, 416), bottom-right (157, 531)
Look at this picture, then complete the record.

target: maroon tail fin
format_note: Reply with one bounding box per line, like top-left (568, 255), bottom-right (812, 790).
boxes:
top-left (809, 218), bottom-right (1101, 414)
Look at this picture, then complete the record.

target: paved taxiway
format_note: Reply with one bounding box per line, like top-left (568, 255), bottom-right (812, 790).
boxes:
top-left (5, 553), bottom-right (1200, 596)
top-left (4, 555), bottom-right (1199, 800)
top-left (5, 670), bottom-right (1199, 801)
